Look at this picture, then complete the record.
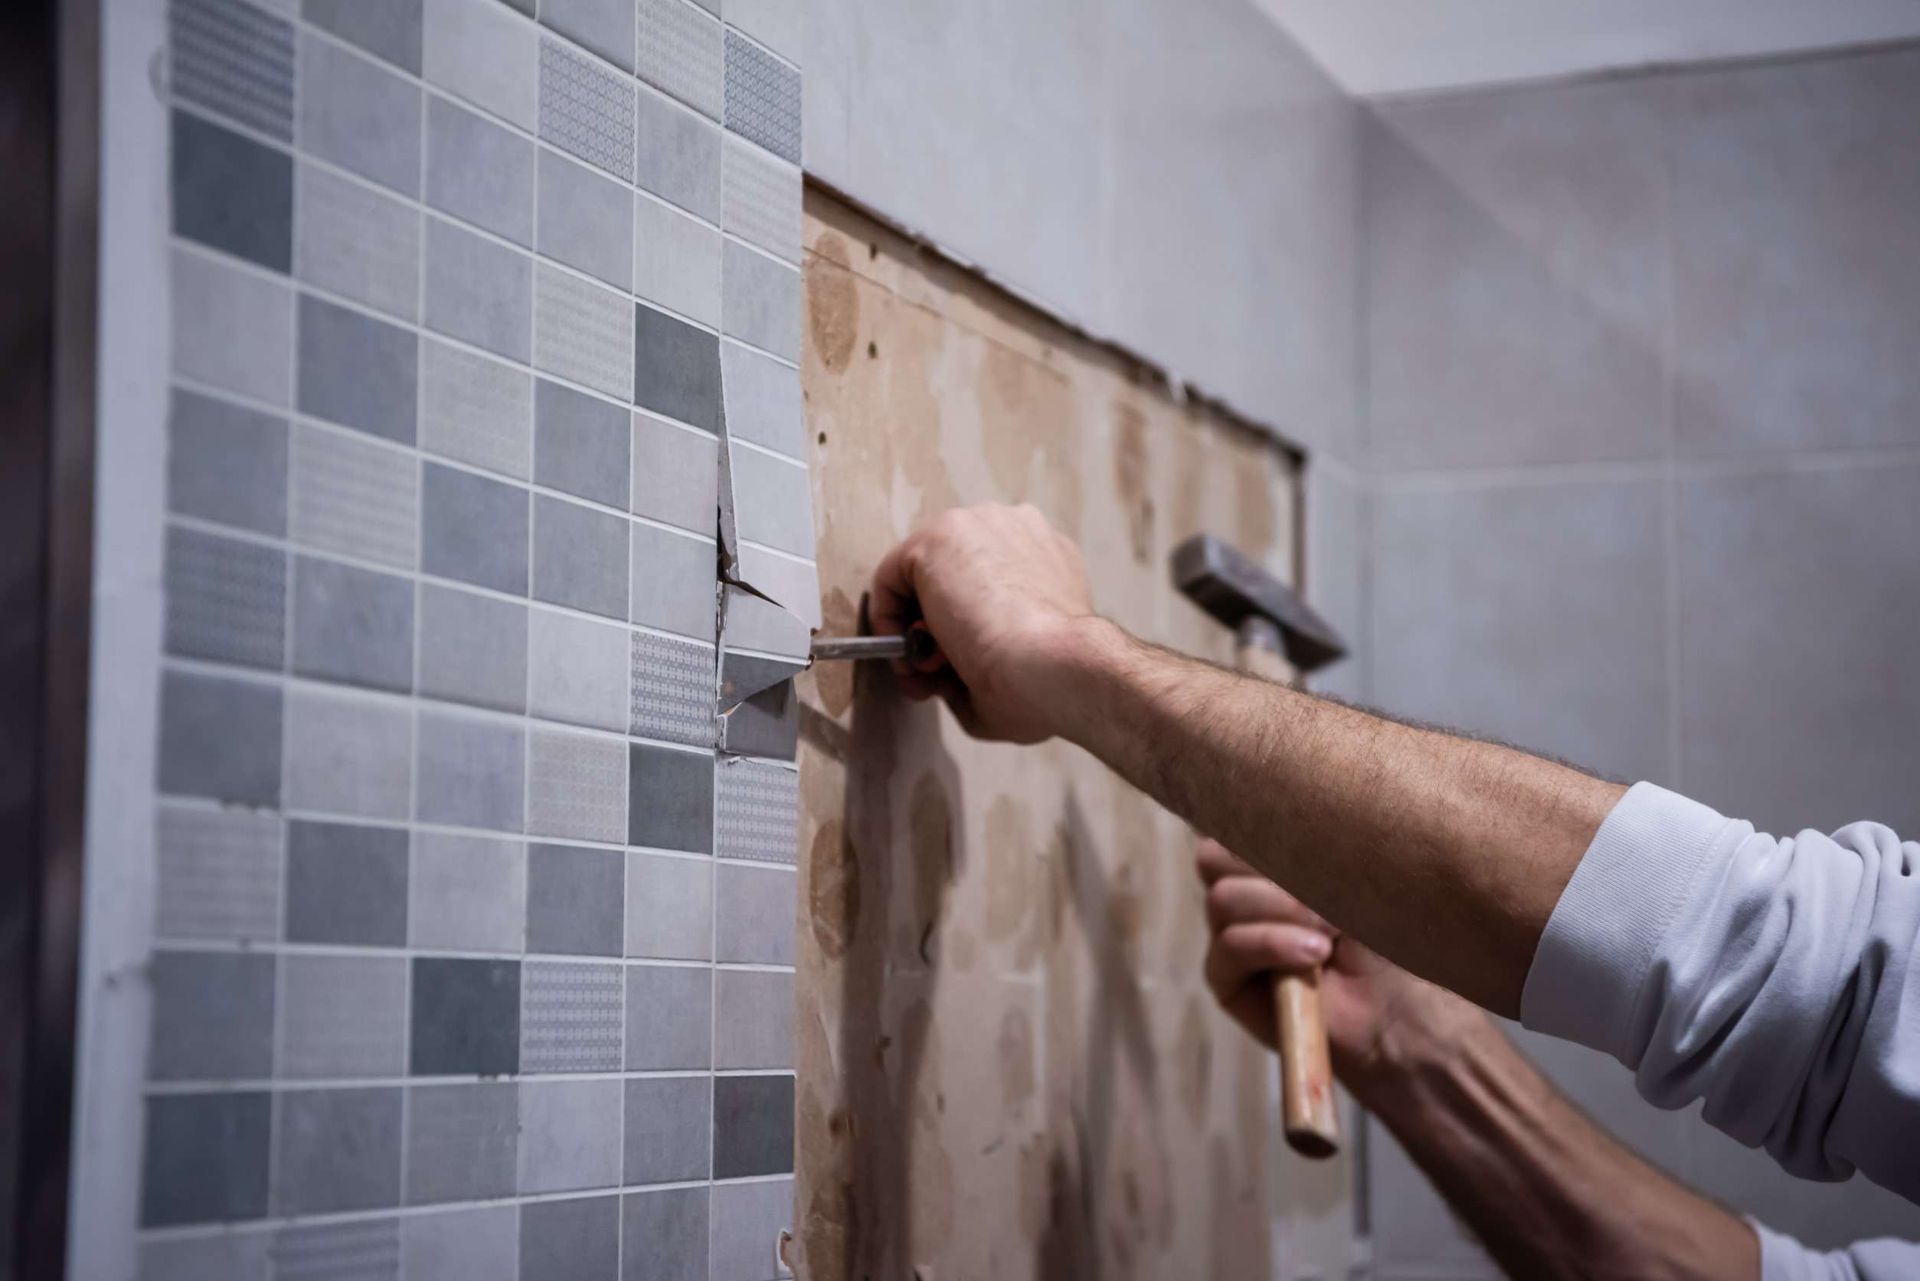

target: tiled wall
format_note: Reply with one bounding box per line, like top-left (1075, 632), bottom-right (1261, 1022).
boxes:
top-left (130, 0), bottom-right (808, 1275)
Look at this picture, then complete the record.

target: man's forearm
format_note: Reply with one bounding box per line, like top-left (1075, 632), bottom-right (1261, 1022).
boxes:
top-left (1047, 619), bottom-right (1624, 1013)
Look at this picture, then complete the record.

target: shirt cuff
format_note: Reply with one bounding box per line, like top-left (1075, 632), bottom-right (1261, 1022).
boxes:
top-left (1519, 781), bottom-right (1730, 1061)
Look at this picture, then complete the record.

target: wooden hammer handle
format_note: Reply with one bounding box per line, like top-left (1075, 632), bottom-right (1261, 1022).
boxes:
top-left (1235, 631), bottom-right (1341, 1160)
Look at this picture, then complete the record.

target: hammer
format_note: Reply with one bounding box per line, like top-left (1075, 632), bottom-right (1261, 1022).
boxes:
top-left (1172, 532), bottom-right (1347, 1159)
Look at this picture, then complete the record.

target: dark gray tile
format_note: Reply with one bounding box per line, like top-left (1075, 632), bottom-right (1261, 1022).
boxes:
top-left (416, 709), bottom-right (525, 832)
top-left (719, 654), bottom-right (798, 760)
top-left (720, 241), bottom-right (799, 363)
top-left (422, 462), bottom-right (530, 594)
top-left (545, 0), bottom-right (634, 70)
top-left (424, 218), bottom-right (533, 362)
top-left (538, 36), bottom-right (635, 182)
top-left (634, 303), bottom-right (721, 432)
top-left (621, 1188), bottom-right (708, 1281)
top-left (525, 844), bottom-right (624, 956)
top-left (297, 293), bottom-right (418, 444)
top-left (538, 149), bottom-right (634, 291)
top-left (714, 969), bottom-right (792, 1071)
top-left (625, 851), bottom-right (710, 960)
top-left (535, 378), bottom-right (631, 509)
top-left (172, 111), bottom-right (292, 272)
top-left (623, 1076), bottom-right (710, 1184)
top-left (273, 1087), bottom-right (403, 1214)
top-left (629, 522), bottom-right (718, 640)
top-left (284, 686), bottom-right (413, 819)
top-left (634, 88), bottom-right (721, 224)
top-left (709, 1178), bottom-right (792, 1281)
top-left (520, 960), bottom-right (624, 1072)
top-left (285, 819), bottom-right (409, 946)
top-left (270, 1219), bottom-right (401, 1281)
top-left (517, 1078), bottom-right (622, 1192)
top-left (624, 964), bottom-right (710, 1069)
top-left (406, 1082), bottom-right (518, 1204)
top-left (141, 1091), bottom-right (271, 1226)
top-left (418, 583), bottom-right (528, 712)
top-left (148, 950), bottom-right (276, 1081)
top-left (712, 1074), bottom-right (792, 1178)
top-left (168, 388), bottom-right (289, 535)
top-left (164, 525), bottom-right (286, 670)
top-left (277, 953), bottom-right (407, 1078)
top-left (628, 743), bottom-right (713, 852)
top-left (714, 861), bottom-right (793, 966)
top-left (300, 34), bottom-right (422, 195)
top-left (304, 0), bottom-right (422, 73)
top-left (157, 670), bottom-right (282, 806)
top-left (401, 1205), bottom-right (518, 1281)
top-left (532, 495), bottom-right (629, 619)
top-left (410, 957), bottom-right (520, 1076)
top-left (426, 96), bottom-right (535, 246)
top-left (520, 1195), bottom-right (618, 1281)
top-left (171, 0), bottom-right (295, 141)
top-left (723, 30), bottom-right (799, 164)
top-left (631, 411), bottom-right (718, 533)
top-left (291, 556), bottom-right (414, 692)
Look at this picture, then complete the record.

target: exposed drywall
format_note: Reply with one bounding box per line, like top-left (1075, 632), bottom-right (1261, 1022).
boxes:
top-left (790, 188), bottom-right (1360, 1280)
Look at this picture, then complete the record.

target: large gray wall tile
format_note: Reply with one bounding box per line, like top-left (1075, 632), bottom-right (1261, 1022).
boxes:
top-left (304, 0), bottom-right (421, 73)
top-left (622, 1188), bottom-right (708, 1281)
top-left (630, 743), bottom-right (714, 853)
top-left (630, 628), bottom-right (717, 745)
top-left (172, 111), bottom-right (292, 273)
top-left (139, 1232), bottom-right (271, 1281)
top-left (521, 1195), bottom-right (619, 1279)
top-left (517, 1079), bottom-right (622, 1193)
top-left (406, 1083), bottom-right (518, 1204)
top-left (168, 388), bottom-right (289, 536)
top-left (295, 163), bottom-right (420, 321)
top-left (632, 411), bottom-right (719, 535)
top-left (538, 145), bottom-right (634, 292)
top-left (637, 0), bottom-right (722, 119)
top-left (284, 687), bottom-right (413, 818)
top-left (426, 98), bottom-right (535, 247)
top-left (539, 37), bottom-right (635, 182)
top-left (711, 1074), bottom-right (793, 1178)
top-left (172, 249), bottom-right (292, 407)
top-left (723, 31), bottom-right (798, 163)
top-left (709, 1178), bottom-right (792, 1281)
top-left (528, 607), bottom-right (629, 730)
top-left (715, 861), bottom-right (793, 965)
top-left (627, 851), bottom-right (711, 959)
top-left (411, 833), bottom-right (526, 953)
top-left (285, 820), bottom-right (409, 946)
top-left (720, 240), bottom-right (799, 362)
top-left (402, 1205), bottom-right (518, 1281)
top-left (273, 1087), bottom-right (403, 1214)
top-left (535, 378), bottom-right (631, 510)
top-left (424, 218), bottom-right (533, 362)
top-left (141, 1092), bottom-right (271, 1226)
top-left (544, 0), bottom-right (634, 70)
top-left (422, 462), bottom-right (530, 595)
top-left (634, 195), bottom-right (720, 328)
top-left (171, 0), bottom-right (295, 140)
top-left (297, 293), bottom-right (418, 445)
top-left (421, 339), bottom-right (532, 479)
top-left (418, 583), bottom-right (527, 712)
top-left (155, 806), bottom-right (283, 943)
top-left (624, 1077), bottom-right (710, 1183)
top-left (720, 341), bottom-right (802, 460)
top-left (163, 526), bottom-right (285, 671)
top-left (635, 88), bottom-right (721, 224)
top-left (416, 709), bottom-right (526, 832)
top-left (410, 957), bottom-right (520, 1076)
top-left (526, 845), bottom-right (624, 956)
top-left (532, 495), bottom-right (629, 618)
top-left (534, 262), bottom-right (636, 401)
top-left (299, 34), bottom-right (421, 196)
top-left (634, 303), bottom-right (721, 431)
top-left (423, 0), bottom-right (536, 132)
top-left (713, 969), bottom-right (792, 1070)
top-left (270, 1219), bottom-right (401, 1281)
top-left (526, 729), bottom-right (629, 843)
top-left (519, 960), bottom-right (623, 1072)
top-left (290, 423), bottom-right (418, 569)
top-left (624, 964), bottom-right (710, 1069)
top-left (277, 953), bottom-right (408, 1078)
top-left (722, 134), bottom-right (800, 264)
top-left (715, 756), bottom-right (797, 864)
top-left (148, 950), bottom-right (276, 1081)
top-left (728, 442), bottom-right (812, 557)
top-left (157, 670), bottom-right (282, 806)
top-left (291, 555), bottom-right (414, 692)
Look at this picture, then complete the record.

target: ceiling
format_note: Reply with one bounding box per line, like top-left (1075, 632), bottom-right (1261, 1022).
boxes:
top-left (1253, 0), bottom-right (1920, 97)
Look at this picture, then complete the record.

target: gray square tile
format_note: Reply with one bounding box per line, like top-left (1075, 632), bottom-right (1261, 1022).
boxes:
top-left (527, 844), bottom-right (625, 955)
top-left (172, 110), bottom-right (292, 272)
top-left (410, 957), bottom-right (520, 1076)
top-left (733, 542), bottom-right (817, 626)
top-left (164, 525), bottom-right (286, 671)
top-left (634, 302), bottom-right (722, 431)
top-left (416, 708), bottom-right (526, 832)
top-left (277, 953), bottom-right (408, 1078)
top-left (722, 133), bottom-right (799, 264)
top-left (520, 960), bottom-right (624, 1072)
top-left (534, 261), bottom-right (636, 401)
top-left (424, 217), bottom-right (533, 362)
top-left (709, 1178), bottom-right (792, 1281)
top-left (719, 341), bottom-right (801, 459)
top-left (532, 494), bottom-right (629, 618)
top-left (285, 819), bottom-right (409, 946)
top-left (630, 524), bottom-right (718, 641)
top-left (626, 852), bottom-right (711, 960)
top-left (171, 0), bottom-right (294, 140)
top-left (535, 377), bottom-right (632, 509)
top-left (299, 33), bottom-right (422, 195)
top-left (422, 462), bottom-right (530, 595)
top-left (636, 0), bottom-right (722, 119)
top-left (635, 88), bottom-right (721, 224)
top-left (712, 1074), bottom-right (792, 1178)
top-left (715, 861), bottom-right (793, 965)
top-left (411, 832), bottom-right (526, 952)
top-left (418, 583), bottom-right (528, 712)
top-left (422, 338), bottom-right (532, 478)
top-left (621, 1188), bottom-right (708, 1281)
top-left (402, 1205), bottom-right (518, 1281)
top-left (527, 728), bottom-right (629, 842)
top-left (543, 0), bottom-right (634, 70)
top-left (529, 608), bottom-right (629, 730)
top-left (296, 162), bottom-right (421, 321)
top-left (714, 756), bottom-right (796, 864)
top-left (539, 36), bottom-right (635, 182)
top-left (426, 97), bottom-right (535, 247)
top-left (714, 969), bottom-right (792, 1071)
top-left (173, 248), bottom-right (292, 407)
top-left (630, 629), bottom-right (717, 746)
top-left (629, 743), bottom-right (714, 853)
top-left (422, 0), bottom-right (536, 133)
top-left (521, 1194), bottom-right (619, 1280)
top-left (168, 388), bottom-right (289, 535)
top-left (269, 1219), bottom-right (401, 1281)
top-left (632, 412), bottom-right (719, 538)
top-left (298, 293), bottom-right (418, 445)
top-left (157, 670), bottom-right (282, 806)
top-left (723, 30), bottom-right (798, 163)
top-left (719, 656), bottom-right (798, 760)
top-left (273, 1087), bottom-right (403, 1214)
top-left (304, 0), bottom-right (421, 72)
top-left (148, 949), bottom-right (276, 1081)
top-left (289, 423), bottom-right (418, 569)
top-left (141, 1091), bottom-right (270, 1226)
top-left (406, 1082), bottom-right (518, 1204)
top-left (633, 195), bottom-right (720, 328)
top-left (538, 142), bottom-right (634, 291)
top-left (139, 1231), bottom-right (271, 1281)
top-left (623, 1076), bottom-right (710, 1183)
top-left (517, 1078), bottom-right (622, 1192)
top-left (284, 687), bottom-right (413, 819)
top-left (728, 443), bottom-right (811, 556)
top-left (721, 240), bottom-right (799, 362)
top-left (155, 805), bottom-right (283, 943)
top-left (624, 964), bottom-right (711, 1069)
top-left (291, 556), bottom-right (414, 692)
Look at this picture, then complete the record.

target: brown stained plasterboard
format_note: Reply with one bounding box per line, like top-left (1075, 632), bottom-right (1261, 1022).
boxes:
top-left (794, 186), bottom-right (1341, 1280)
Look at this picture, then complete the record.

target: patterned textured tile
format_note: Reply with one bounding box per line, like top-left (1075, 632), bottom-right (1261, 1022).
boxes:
top-left (290, 555), bottom-right (414, 693)
top-left (622, 1188), bottom-right (709, 1281)
top-left (424, 217), bottom-right (533, 362)
top-left (172, 111), bottom-right (292, 273)
top-left (422, 0), bottom-right (536, 133)
top-left (543, 0), bottom-right (634, 72)
top-left (163, 525), bottom-right (286, 671)
top-left (173, 248), bottom-right (292, 406)
top-left (410, 957), bottom-right (520, 1076)
top-left (635, 87), bottom-right (722, 224)
top-left (416, 708), bottom-right (526, 833)
top-left (720, 341), bottom-right (804, 460)
top-left (417, 583), bottom-right (528, 713)
top-left (623, 1076), bottom-right (710, 1182)
top-left (729, 443), bottom-right (813, 557)
top-left (168, 387), bottom-right (289, 536)
top-left (421, 462), bottom-right (529, 595)
top-left (303, 0), bottom-right (421, 74)
top-left (148, 949), bottom-right (276, 1081)
top-left (714, 969), bottom-right (793, 1070)
top-left (637, 0), bottom-right (723, 120)
top-left (284, 687), bottom-right (413, 819)
top-left (285, 819), bottom-right (409, 945)
top-left (634, 302), bottom-right (722, 431)
top-left (170, 0), bottom-right (294, 141)
top-left (426, 97), bottom-right (535, 247)
top-left (710, 1177), bottom-right (794, 1281)
top-left (712, 1074), bottom-right (793, 1178)
top-left (277, 953), bottom-right (408, 1079)
top-left (623, 964), bottom-right (710, 1069)
top-left (528, 608), bottom-right (630, 732)
top-left (630, 628), bottom-right (717, 745)
top-left (722, 239), bottom-right (800, 362)
top-left (299, 34), bottom-right (422, 196)
top-left (270, 1216), bottom-right (401, 1281)
top-left (273, 1087), bottom-right (403, 1214)
top-left (401, 1205), bottom-right (518, 1281)
top-left (141, 1091), bottom-right (271, 1226)
top-left (420, 339), bottom-right (532, 479)
top-left (156, 670), bottom-right (283, 807)
top-left (538, 149), bottom-right (634, 292)
top-left (290, 424), bottom-right (418, 568)
top-left (520, 960), bottom-right (623, 1071)
top-left (405, 1082), bottom-right (518, 1204)
top-left (629, 743), bottom-right (715, 853)
top-left (534, 262), bottom-right (636, 401)
top-left (626, 851), bottom-right (711, 959)
top-left (298, 293), bottom-right (419, 445)
top-left (723, 31), bottom-right (799, 164)
top-left (531, 495), bottom-right (629, 619)
top-left (410, 832), bottom-right (526, 953)
top-left (155, 805), bottom-right (282, 942)
top-left (539, 37), bottom-right (635, 183)
top-left (520, 1194), bottom-right (618, 1279)
top-left (715, 756), bottom-right (797, 864)
top-left (526, 728), bottom-right (628, 843)
top-left (295, 163), bottom-right (420, 321)
top-left (633, 195), bottom-right (721, 328)
top-left (714, 861), bottom-right (794, 964)
top-left (517, 1078), bottom-right (622, 1192)
top-left (534, 377), bottom-right (631, 510)
top-left (723, 134), bottom-right (800, 264)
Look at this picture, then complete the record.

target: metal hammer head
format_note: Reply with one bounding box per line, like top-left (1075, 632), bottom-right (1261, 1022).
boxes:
top-left (1171, 533), bottom-right (1347, 673)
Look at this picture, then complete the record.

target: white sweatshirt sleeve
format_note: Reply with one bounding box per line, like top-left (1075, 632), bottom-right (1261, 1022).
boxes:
top-left (1520, 782), bottom-right (1920, 1202)
top-left (1756, 1222), bottom-right (1920, 1281)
